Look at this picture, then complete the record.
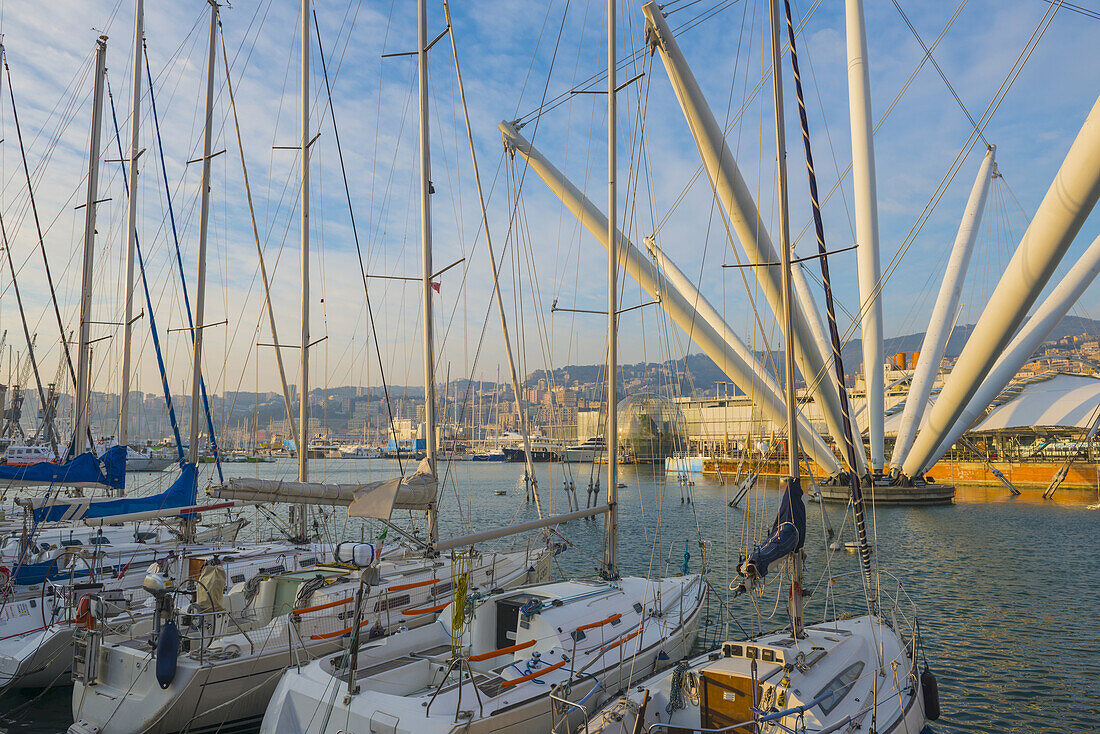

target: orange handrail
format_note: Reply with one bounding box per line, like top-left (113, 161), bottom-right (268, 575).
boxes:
top-left (576, 613), bottom-right (622, 633)
top-left (311, 618), bottom-right (370, 641)
top-left (468, 639), bottom-right (535, 662)
top-left (603, 628), bottom-right (643, 652)
top-left (500, 658), bottom-right (568, 688)
top-left (293, 596), bottom-right (354, 616)
top-left (401, 601), bottom-right (450, 616)
top-left (387, 577), bottom-right (440, 592)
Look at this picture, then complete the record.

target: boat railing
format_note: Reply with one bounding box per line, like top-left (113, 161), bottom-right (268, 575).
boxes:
top-left (549, 684), bottom-right (591, 733)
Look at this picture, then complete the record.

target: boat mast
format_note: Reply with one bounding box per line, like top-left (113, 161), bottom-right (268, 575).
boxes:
top-left (418, 0), bottom-right (439, 545)
top-left (74, 36), bottom-right (109, 457)
top-left (767, 0), bottom-right (803, 636)
top-left (189, 0), bottom-right (218, 468)
top-left (296, 0), bottom-right (311, 542)
top-left (845, 0), bottom-right (884, 474)
top-left (603, 0), bottom-right (619, 580)
top-left (442, 0), bottom-right (542, 515)
top-left (118, 0), bottom-right (143, 449)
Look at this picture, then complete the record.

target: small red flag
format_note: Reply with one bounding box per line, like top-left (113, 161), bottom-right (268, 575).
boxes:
top-left (430, 281), bottom-right (441, 293)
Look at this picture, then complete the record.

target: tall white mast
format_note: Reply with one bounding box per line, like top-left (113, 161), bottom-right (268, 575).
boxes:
top-left (296, 0), bottom-right (311, 541)
top-left (903, 94), bottom-right (1100, 479)
top-left (767, 0), bottom-right (803, 637)
top-left (642, 2), bottom-right (868, 479)
top-left (118, 0), bottom-right (143, 448)
top-left (924, 231), bottom-right (1100, 471)
top-left (845, 0), bottom-right (885, 473)
top-left (188, 1), bottom-right (218, 465)
top-left (498, 122), bottom-right (844, 476)
top-left (603, 0), bottom-right (619, 579)
top-left (889, 146), bottom-right (995, 472)
top-left (418, 0), bottom-right (439, 545)
top-left (74, 36), bottom-right (109, 457)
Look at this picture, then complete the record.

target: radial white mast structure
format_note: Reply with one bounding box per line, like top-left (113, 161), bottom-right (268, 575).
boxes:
top-left (296, 0), bottom-right (312, 542)
top-left (845, 0), bottom-right (885, 473)
top-left (889, 146), bottom-right (995, 473)
top-left (498, 122), bottom-right (842, 476)
top-left (925, 231), bottom-right (1100, 473)
top-left (642, 2), bottom-right (867, 479)
top-left (188, 1), bottom-right (218, 467)
top-left (74, 36), bottom-right (109, 457)
top-left (903, 94), bottom-right (1100, 479)
top-left (118, 0), bottom-right (143, 448)
top-left (418, 0), bottom-right (439, 545)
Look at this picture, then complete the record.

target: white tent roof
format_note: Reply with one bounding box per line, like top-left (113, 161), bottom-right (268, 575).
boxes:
top-left (972, 373), bottom-right (1100, 432)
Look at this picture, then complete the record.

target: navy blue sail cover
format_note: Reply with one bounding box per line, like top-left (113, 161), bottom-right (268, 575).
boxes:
top-left (0, 445), bottom-right (126, 490)
top-left (31, 462), bottom-right (196, 523)
top-left (746, 476), bottom-right (806, 577)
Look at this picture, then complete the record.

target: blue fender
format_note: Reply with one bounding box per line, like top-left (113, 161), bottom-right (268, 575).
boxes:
top-left (156, 620), bottom-right (179, 689)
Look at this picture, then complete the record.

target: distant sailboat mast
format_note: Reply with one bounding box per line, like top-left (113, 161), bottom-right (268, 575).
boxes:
top-left (74, 36), bottom-right (109, 458)
top-left (766, 0), bottom-right (804, 636)
top-left (604, 0), bottom-right (619, 579)
top-left (118, 0), bottom-right (143, 450)
top-left (418, 0), bottom-right (439, 545)
top-left (296, 0), bottom-right (312, 542)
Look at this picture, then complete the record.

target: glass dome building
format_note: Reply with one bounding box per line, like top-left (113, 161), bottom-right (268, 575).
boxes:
top-left (616, 394), bottom-right (688, 463)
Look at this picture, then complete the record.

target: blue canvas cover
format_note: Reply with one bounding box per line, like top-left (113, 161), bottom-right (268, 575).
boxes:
top-left (744, 476), bottom-right (806, 578)
top-left (30, 462), bottom-right (196, 523)
top-left (0, 445), bottom-right (126, 490)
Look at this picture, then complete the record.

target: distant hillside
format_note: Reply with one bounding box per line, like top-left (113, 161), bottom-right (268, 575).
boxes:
top-left (529, 315), bottom-right (1100, 396)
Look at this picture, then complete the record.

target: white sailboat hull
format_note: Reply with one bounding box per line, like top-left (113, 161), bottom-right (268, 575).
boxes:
top-left (259, 575), bottom-right (706, 734)
top-left (69, 548), bottom-right (553, 734)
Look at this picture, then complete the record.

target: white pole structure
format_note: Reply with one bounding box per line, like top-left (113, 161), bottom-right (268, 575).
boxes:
top-left (189, 2), bottom-right (217, 467)
top-left (767, 0), bottom-right (804, 636)
top-left (923, 232), bottom-right (1100, 473)
top-left (642, 2), bottom-right (867, 478)
top-left (296, 0), bottom-right (311, 541)
top-left (889, 145), bottom-right (995, 472)
top-left (418, 0), bottom-right (439, 545)
top-left (118, 0), bottom-right (143, 448)
top-left (604, 0), bottom-right (619, 579)
top-left (499, 122), bottom-right (841, 476)
top-left (645, 236), bottom-right (840, 473)
top-left (845, 0), bottom-right (886, 473)
top-left (442, 0), bottom-right (541, 517)
top-left (74, 36), bottom-right (109, 457)
top-left (903, 94), bottom-right (1100, 479)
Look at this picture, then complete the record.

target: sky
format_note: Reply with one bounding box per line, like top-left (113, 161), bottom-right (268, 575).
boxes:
top-left (0, 0), bottom-right (1096, 419)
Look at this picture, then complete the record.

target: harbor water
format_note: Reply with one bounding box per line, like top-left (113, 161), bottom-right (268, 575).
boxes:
top-left (5, 458), bottom-right (1097, 732)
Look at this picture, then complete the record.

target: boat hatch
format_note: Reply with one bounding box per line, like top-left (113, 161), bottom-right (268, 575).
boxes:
top-left (495, 594), bottom-right (542, 649)
top-left (701, 669), bottom-right (761, 730)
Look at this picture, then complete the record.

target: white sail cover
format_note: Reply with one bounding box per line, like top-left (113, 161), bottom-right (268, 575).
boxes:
top-left (210, 458), bottom-right (437, 520)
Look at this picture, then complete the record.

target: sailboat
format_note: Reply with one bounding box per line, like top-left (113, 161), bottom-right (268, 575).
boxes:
top-left (67, 3), bottom-right (555, 731)
top-left (0, 6), bottom-right (305, 692)
top-left (255, 3), bottom-right (704, 732)
top-left (580, 2), bottom-right (934, 731)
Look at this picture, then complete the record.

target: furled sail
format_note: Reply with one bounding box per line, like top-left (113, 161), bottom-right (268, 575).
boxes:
top-left (210, 458), bottom-right (437, 520)
top-left (0, 445), bottom-right (126, 490)
top-left (17, 462), bottom-right (196, 523)
top-left (741, 477), bottom-right (806, 579)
